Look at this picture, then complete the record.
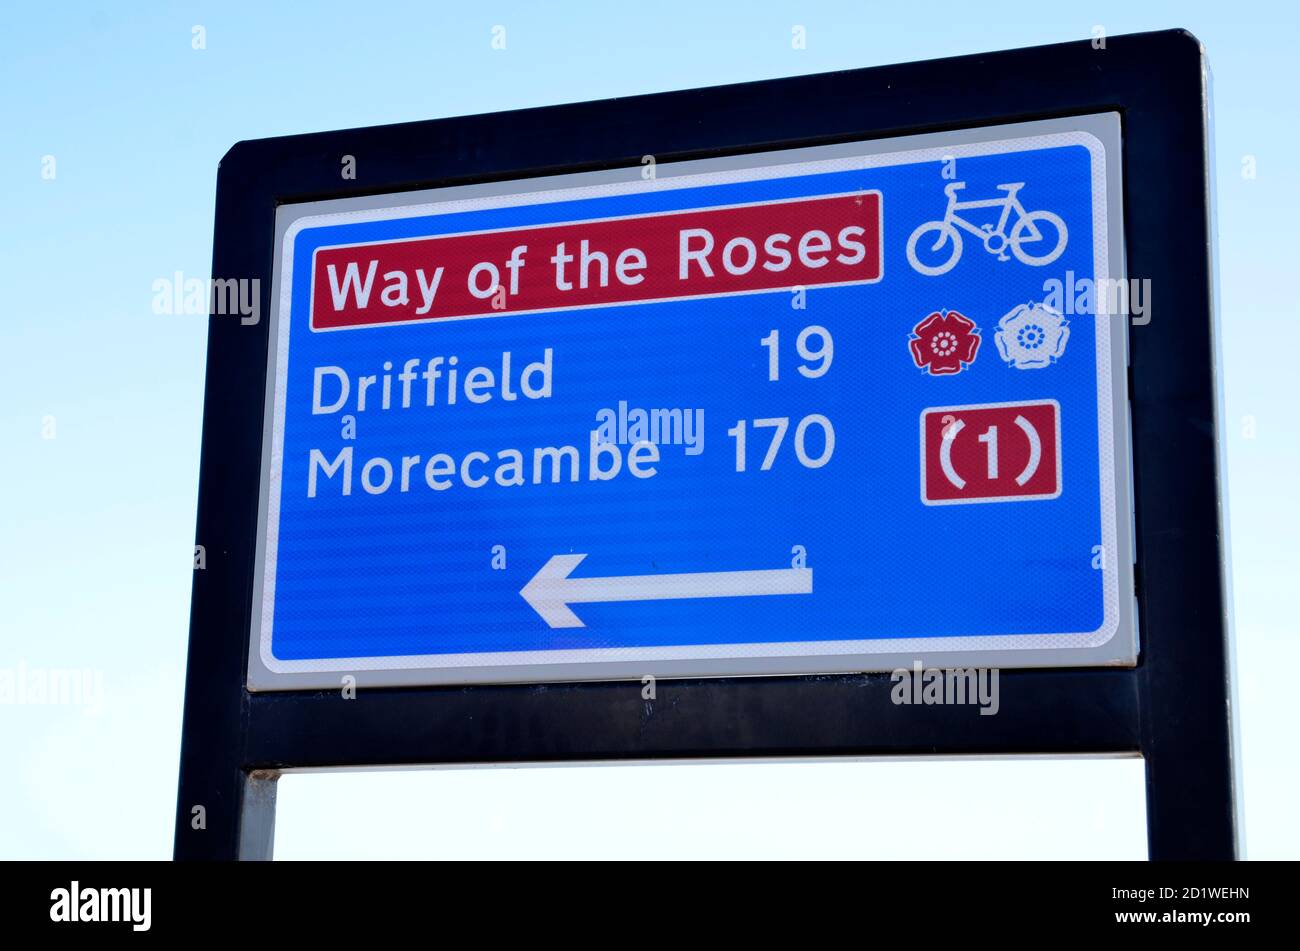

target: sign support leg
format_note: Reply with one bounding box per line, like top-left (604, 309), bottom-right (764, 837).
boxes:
top-left (1139, 628), bottom-right (1241, 859)
top-left (238, 771), bottom-right (279, 861)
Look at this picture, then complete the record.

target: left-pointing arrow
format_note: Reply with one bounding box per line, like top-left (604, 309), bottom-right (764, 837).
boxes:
top-left (519, 554), bottom-right (814, 629)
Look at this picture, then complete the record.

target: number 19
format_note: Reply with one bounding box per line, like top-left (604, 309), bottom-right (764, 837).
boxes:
top-left (761, 326), bottom-right (834, 380)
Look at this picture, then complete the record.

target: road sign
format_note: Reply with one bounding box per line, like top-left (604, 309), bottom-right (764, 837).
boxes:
top-left (249, 114), bottom-right (1135, 689)
top-left (177, 30), bottom-right (1238, 861)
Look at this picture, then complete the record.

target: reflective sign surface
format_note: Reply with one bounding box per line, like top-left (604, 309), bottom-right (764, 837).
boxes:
top-left (249, 113), bottom-right (1136, 688)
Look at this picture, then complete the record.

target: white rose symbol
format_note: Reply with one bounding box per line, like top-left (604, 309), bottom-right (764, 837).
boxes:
top-left (994, 301), bottom-right (1069, 369)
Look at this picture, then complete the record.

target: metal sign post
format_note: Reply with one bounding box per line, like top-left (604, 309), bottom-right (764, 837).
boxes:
top-left (174, 29), bottom-right (1239, 860)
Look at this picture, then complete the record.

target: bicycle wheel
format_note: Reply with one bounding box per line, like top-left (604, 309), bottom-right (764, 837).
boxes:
top-left (906, 221), bottom-right (962, 276)
top-left (1009, 211), bottom-right (1067, 266)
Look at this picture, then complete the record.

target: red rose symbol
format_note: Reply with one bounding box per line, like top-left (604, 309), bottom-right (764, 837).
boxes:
top-left (909, 310), bottom-right (981, 375)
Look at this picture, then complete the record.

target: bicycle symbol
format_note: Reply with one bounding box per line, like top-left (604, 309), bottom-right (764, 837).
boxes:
top-left (906, 182), bottom-right (1068, 276)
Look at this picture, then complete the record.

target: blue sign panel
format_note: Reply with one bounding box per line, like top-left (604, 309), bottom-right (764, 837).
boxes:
top-left (249, 114), bottom-right (1136, 688)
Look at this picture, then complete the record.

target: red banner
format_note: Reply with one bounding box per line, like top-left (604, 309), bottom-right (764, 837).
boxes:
top-left (311, 192), bottom-right (881, 330)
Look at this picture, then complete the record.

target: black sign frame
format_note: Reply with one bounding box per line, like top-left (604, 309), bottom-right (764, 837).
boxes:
top-left (174, 29), bottom-right (1239, 860)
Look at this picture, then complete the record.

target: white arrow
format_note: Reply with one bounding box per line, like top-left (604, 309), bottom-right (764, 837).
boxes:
top-left (520, 554), bottom-right (813, 629)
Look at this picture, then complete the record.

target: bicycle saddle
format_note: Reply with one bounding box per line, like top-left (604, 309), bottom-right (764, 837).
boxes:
top-left (995, 182), bottom-right (1026, 192)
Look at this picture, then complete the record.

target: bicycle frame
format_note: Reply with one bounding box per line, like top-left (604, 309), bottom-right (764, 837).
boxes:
top-left (944, 184), bottom-right (1027, 238)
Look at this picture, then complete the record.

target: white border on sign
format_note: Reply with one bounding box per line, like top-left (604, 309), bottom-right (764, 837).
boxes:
top-left (248, 113), bottom-right (1135, 690)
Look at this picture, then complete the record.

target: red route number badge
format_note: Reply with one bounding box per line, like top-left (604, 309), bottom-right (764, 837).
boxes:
top-left (921, 400), bottom-right (1061, 505)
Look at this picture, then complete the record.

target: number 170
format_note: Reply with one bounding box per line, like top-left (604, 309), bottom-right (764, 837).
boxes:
top-left (728, 415), bottom-right (835, 471)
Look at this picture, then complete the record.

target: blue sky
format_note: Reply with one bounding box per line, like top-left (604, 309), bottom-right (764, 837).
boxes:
top-left (1, 0), bottom-right (1296, 859)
